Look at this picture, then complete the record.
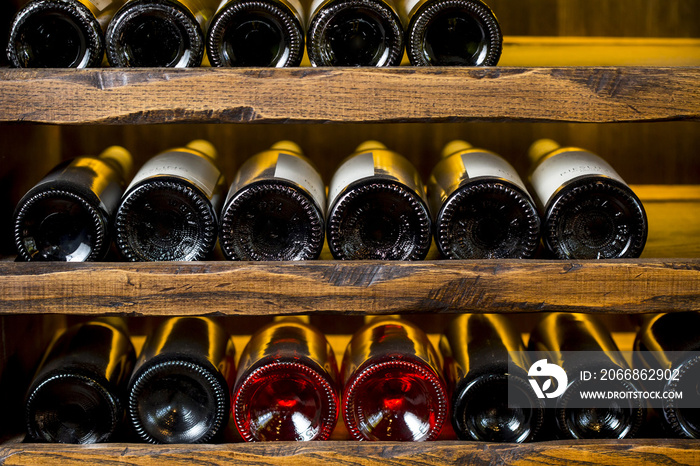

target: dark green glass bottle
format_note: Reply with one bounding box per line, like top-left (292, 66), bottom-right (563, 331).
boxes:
top-left (8, 0), bottom-right (126, 67)
top-left (207, 0), bottom-right (304, 66)
top-left (306, 0), bottom-right (403, 66)
top-left (14, 146), bottom-right (132, 261)
top-left (397, 0), bottom-right (501, 65)
top-left (25, 319), bottom-right (135, 443)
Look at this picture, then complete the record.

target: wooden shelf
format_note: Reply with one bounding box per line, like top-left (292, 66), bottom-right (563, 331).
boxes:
top-left (0, 66), bottom-right (699, 125)
top-left (1, 185), bottom-right (698, 317)
top-left (0, 439), bottom-right (698, 465)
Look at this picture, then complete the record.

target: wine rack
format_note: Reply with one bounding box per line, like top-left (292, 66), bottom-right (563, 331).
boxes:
top-left (0, 31), bottom-right (699, 464)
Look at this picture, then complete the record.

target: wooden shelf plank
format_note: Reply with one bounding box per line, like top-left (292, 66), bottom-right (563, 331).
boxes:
top-left (0, 259), bottom-right (698, 316)
top-left (0, 67), bottom-right (698, 124)
top-left (0, 185), bottom-right (698, 316)
top-left (0, 440), bottom-right (698, 465)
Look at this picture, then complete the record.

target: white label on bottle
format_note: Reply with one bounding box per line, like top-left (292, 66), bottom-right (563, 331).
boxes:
top-left (461, 151), bottom-right (529, 193)
top-left (274, 152), bottom-right (327, 213)
top-left (530, 150), bottom-right (625, 206)
top-left (327, 152), bottom-right (375, 210)
top-left (309, 0), bottom-right (327, 16)
top-left (400, 0), bottom-right (422, 18)
top-left (282, 0), bottom-right (304, 17)
top-left (126, 150), bottom-right (221, 198)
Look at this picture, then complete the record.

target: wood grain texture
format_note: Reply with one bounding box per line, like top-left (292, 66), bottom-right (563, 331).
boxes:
top-left (0, 259), bottom-right (698, 316)
top-left (0, 440), bottom-right (698, 465)
top-left (0, 67), bottom-right (699, 125)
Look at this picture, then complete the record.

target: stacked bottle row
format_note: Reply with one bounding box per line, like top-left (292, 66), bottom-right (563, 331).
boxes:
top-left (25, 312), bottom-right (700, 444)
top-left (13, 138), bottom-right (648, 263)
top-left (6, 0), bottom-right (502, 67)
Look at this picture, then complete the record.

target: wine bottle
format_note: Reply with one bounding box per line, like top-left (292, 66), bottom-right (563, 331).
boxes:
top-left (306, 0), bottom-right (403, 66)
top-left (127, 316), bottom-right (236, 444)
top-left (341, 316), bottom-right (448, 441)
top-left (7, 0), bottom-right (125, 67)
top-left (207, 0), bottom-right (305, 66)
top-left (428, 140), bottom-right (540, 259)
top-left (219, 141), bottom-right (325, 261)
top-left (527, 139), bottom-right (648, 259)
top-left (13, 146), bottom-right (133, 262)
top-left (440, 314), bottom-right (543, 442)
top-left (327, 141), bottom-right (431, 260)
top-left (105, 0), bottom-right (218, 67)
top-left (25, 318), bottom-right (136, 443)
top-left (633, 312), bottom-right (700, 438)
top-left (232, 316), bottom-right (340, 441)
top-left (114, 140), bottom-right (226, 261)
top-left (527, 313), bottom-right (645, 439)
top-left (398, 0), bottom-right (501, 66)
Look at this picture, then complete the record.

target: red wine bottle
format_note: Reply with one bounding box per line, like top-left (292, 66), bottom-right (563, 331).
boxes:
top-left (440, 314), bottom-right (543, 442)
top-left (341, 317), bottom-right (448, 441)
top-left (127, 317), bottom-right (236, 444)
top-left (25, 318), bottom-right (135, 443)
top-left (232, 317), bottom-right (340, 441)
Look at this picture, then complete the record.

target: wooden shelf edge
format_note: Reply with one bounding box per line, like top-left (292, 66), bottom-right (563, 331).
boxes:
top-left (1, 259), bottom-right (698, 316)
top-left (0, 67), bottom-right (699, 124)
top-left (0, 439), bottom-right (698, 465)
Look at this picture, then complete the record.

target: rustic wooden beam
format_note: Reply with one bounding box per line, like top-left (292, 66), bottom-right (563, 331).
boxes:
top-left (0, 67), bottom-right (698, 124)
top-left (0, 440), bottom-right (698, 465)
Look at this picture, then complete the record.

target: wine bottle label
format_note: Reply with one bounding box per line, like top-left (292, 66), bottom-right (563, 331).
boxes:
top-left (127, 150), bottom-right (221, 199)
top-left (398, 0), bottom-right (422, 21)
top-left (460, 151), bottom-right (529, 194)
top-left (274, 152), bottom-right (326, 212)
top-left (327, 152), bottom-right (375, 209)
top-left (309, 0), bottom-right (327, 16)
top-left (530, 150), bottom-right (626, 207)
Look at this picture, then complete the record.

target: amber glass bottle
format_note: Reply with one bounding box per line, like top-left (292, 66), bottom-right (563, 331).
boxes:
top-left (14, 146), bottom-right (132, 262)
top-left (528, 139), bottom-right (647, 259)
top-left (428, 140), bottom-right (540, 259)
top-left (232, 317), bottom-right (340, 441)
top-left (327, 141), bottom-right (431, 260)
top-left (440, 314), bottom-right (543, 442)
top-left (306, 0), bottom-right (403, 66)
top-left (528, 313), bottom-right (645, 439)
top-left (219, 141), bottom-right (325, 261)
top-left (114, 140), bottom-right (226, 261)
top-left (207, 0), bottom-right (304, 66)
top-left (106, 0), bottom-right (218, 66)
top-left (397, 0), bottom-right (501, 66)
top-left (8, 0), bottom-right (126, 67)
top-left (341, 317), bottom-right (448, 441)
top-left (25, 319), bottom-right (135, 443)
top-left (634, 312), bottom-right (700, 439)
top-left (127, 317), bottom-right (236, 444)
